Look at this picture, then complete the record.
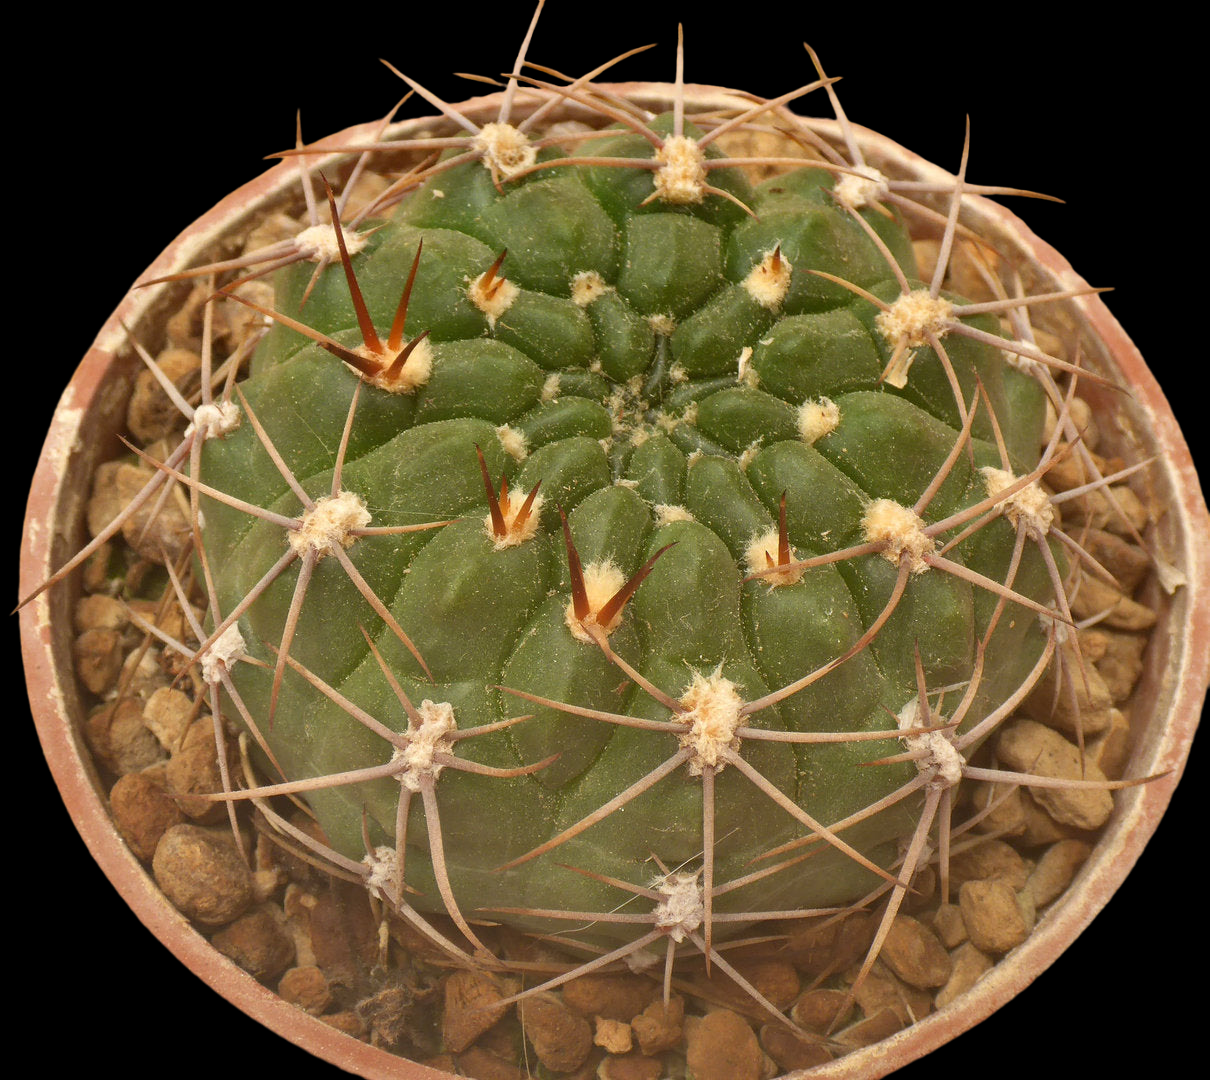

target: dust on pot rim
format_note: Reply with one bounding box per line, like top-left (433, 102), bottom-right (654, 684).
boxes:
top-left (20, 74), bottom-right (1206, 1079)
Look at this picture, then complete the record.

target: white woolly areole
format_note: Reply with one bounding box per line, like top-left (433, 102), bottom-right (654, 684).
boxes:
top-left (357, 337), bottom-right (434, 395)
top-left (833, 164), bottom-right (889, 209)
top-left (678, 668), bottom-right (744, 774)
top-left (565, 560), bottom-right (626, 642)
top-left (294, 222), bottom-right (369, 263)
top-left (654, 504), bottom-right (694, 526)
top-left (744, 529), bottom-right (803, 587)
top-left (896, 698), bottom-right (963, 789)
top-left (862, 499), bottom-right (935, 573)
top-left (496, 424), bottom-right (529, 461)
top-left (653, 872), bottom-right (705, 942)
top-left (981, 466), bottom-right (1055, 538)
top-left (289, 490), bottom-right (371, 557)
top-left (652, 135), bottom-right (707, 204)
top-left (743, 249), bottom-right (793, 310)
top-left (473, 122), bottom-right (537, 179)
top-left (468, 269), bottom-right (519, 326)
top-left (541, 373), bottom-right (561, 402)
top-left (393, 699), bottom-right (457, 792)
top-left (485, 487), bottom-right (544, 549)
top-left (797, 397), bottom-right (840, 444)
top-left (648, 313), bottom-right (677, 337)
top-left (570, 270), bottom-right (609, 307)
top-left (362, 845), bottom-right (401, 902)
top-left (200, 622), bottom-right (246, 683)
top-left (876, 290), bottom-right (954, 351)
top-left (186, 400), bottom-right (240, 439)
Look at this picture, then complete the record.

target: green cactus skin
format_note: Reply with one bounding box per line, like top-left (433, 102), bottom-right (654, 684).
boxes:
top-left (197, 106), bottom-right (1057, 949)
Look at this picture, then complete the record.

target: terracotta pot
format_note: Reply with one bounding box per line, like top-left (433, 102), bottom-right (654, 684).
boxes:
top-left (20, 73), bottom-right (1205, 1078)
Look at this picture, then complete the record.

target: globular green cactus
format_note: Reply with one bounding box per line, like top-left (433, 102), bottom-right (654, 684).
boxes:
top-left (26, 8), bottom-right (1180, 1068)
top-left (185, 22), bottom-right (1091, 995)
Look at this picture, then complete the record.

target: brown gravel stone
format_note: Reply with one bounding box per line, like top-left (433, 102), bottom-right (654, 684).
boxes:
top-left (969, 782), bottom-right (1028, 837)
top-left (109, 770), bottom-right (184, 861)
top-left (1018, 790), bottom-right (1081, 846)
top-left (879, 915), bottom-right (952, 989)
top-left (113, 462), bottom-right (192, 564)
top-left (86, 461), bottom-right (128, 539)
top-left (958, 880), bottom-right (1029, 955)
top-left (126, 596), bottom-right (196, 647)
top-left (790, 988), bottom-right (851, 1032)
top-left (934, 943), bottom-right (993, 1009)
top-left (454, 1048), bottom-right (527, 1080)
top-left (1026, 839), bottom-right (1092, 907)
top-left (555, 1049), bottom-right (606, 1080)
top-left (74, 628), bottom-right (124, 695)
top-left (1025, 636), bottom-right (1114, 738)
top-left (850, 967), bottom-right (932, 1026)
top-left (320, 1011), bottom-right (367, 1039)
top-left (163, 281), bottom-right (208, 348)
top-left (477, 1020), bottom-right (522, 1064)
top-left (759, 1023), bottom-right (832, 1071)
top-left (561, 971), bottom-right (658, 1021)
top-left (1016, 885), bottom-right (1037, 934)
top-left (518, 992), bottom-right (592, 1073)
top-left (308, 881), bottom-right (379, 987)
top-left (593, 1016), bottom-right (633, 1054)
top-left (1088, 709), bottom-right (1133, 779)
top-left (902, 864), bottom-right (936, 912)
top-left (443, 971), bottom-right (513, 1053)
top-left (127, 347), bottom-right (201, 443)
top-left (211, 903), bottom-right (296, 980)
top-left (1094, 631), bottom-right (1148, 703)
top-left (948, 839), bottom-right (1029, 891)
top-left (631, 995), bottom-right (684, 1055)
top-left (165, 715), bottom-right (227, 821)
top-left (780, 912), bottom-right (875, 977)
top-left (74, 593), bottom-right (127, 632)
top-left (85, 698), bottom-right (165, 775)
top-left (277, 965), bottom-right (332, 1015)
top-left (152, 823), bottom-right (252, 925)
top-left (142, 686), bottom-right (195, 752)
top-left (1081, 528), bottom-right (1150, 592)
top-left (690, 957), bottom-right (800, 1013)
top-left (686, 1010), bottom-right (763, 1080)
top-left (597, 1053), bottom-right (664, 1080)
top-left (1068, 574), bottom-right (1157, 631)
top-left (222, 280), bottom-right (277, 351)
top-left (1061, 483), bottom-right (1149, 536)
top-left (1042, 443), bottom-right (1111, 492)
top-left (931, 903), bottom-right (968, 949)
top-left (996, 719), bottom-right (1115, 830)
top-left (117, 646), bottom-right (168, 702)
top-left (243, 211), bottom-right (301, 260)
top-left (835, 1007), bottom-right (903, 1049)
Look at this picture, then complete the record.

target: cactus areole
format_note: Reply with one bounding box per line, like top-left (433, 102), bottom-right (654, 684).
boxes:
top-left (197, 96), bottom-right (1065, 955)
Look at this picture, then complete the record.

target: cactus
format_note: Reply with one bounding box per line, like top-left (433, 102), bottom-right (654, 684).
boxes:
top-left (173, 12), bottom-right (1148, 1008)
top-left (25, 6), bottom-right (1191, 1073)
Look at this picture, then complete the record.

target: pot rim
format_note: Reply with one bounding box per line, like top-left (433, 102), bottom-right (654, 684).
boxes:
top-left (20, 83), bottom-right (1209, 1080)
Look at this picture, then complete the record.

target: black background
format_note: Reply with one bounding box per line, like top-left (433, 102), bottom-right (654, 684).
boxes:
top-left (13, 4), bottom-right (1200, 1075)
